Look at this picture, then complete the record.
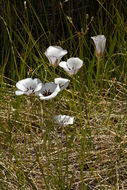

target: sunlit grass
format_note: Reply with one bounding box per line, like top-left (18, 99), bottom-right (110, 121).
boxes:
top-left (0, 79), bottom-right (127, 189)
top-left (0, 0), bottom-right (127, 189)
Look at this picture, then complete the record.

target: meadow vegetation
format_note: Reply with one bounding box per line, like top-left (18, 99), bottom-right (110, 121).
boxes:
top-left (0, 0), bottom-right (127, 189)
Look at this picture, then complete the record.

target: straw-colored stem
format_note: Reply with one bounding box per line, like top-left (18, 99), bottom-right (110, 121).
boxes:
top-left (95, 58), bottom-right (101, 87)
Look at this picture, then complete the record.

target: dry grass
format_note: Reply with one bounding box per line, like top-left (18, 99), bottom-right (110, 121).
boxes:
top-left (0, 80), bottom-right (127, 190)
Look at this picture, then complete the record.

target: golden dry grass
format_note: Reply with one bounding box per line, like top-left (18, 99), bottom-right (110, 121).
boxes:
top-left (0, 80), bottom-right (127, 190)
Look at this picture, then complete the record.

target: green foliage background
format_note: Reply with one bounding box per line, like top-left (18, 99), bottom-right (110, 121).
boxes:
top-left (0, 0), bottom-right (127, 86)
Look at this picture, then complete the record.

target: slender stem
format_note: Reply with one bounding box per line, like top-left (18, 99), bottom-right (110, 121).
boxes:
top-left (84, 93), bottom-right (88, 120)
top-left (95, 58), bottom-right (100, 87)
top-left (53, 67), bottom-right (56, 79)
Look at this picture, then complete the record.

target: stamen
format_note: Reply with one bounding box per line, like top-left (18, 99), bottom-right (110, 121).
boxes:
top-left (43, 89), bottom-right (52, 96)
top-left (26, 87), bottom-right (35, 94)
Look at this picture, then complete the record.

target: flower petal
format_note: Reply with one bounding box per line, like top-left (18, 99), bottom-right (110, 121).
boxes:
top-left (59, 58), bottom-right (83, 75)
top-left (15, 78), bottom-right (43, 96)
top-left (59, 61), bottom-right (69, 72)
top-left (54, 115), bottom-right (74, 126)
top-left (39, 84), bottom-right (60, 100)
top-left (45, 46), bottom-right (67, 57)
top-left (33, 78), bottom-right (42, 91)
top-left (45, 46), bottom-right (67, 67)
top-left (43, 82), bottom-right (57, 93)
top-left (34, 83), bottom-right (43, 95)
top-left (15, 90), bottom-right (25, 95)
top-left (54, 78), bottom-right (70, 90)
top-left (34, 78), bottom-right (42, 85)
top-left (16, 78), bottom-right (33, 91)
top-left (91, 35), bottom-right (106, 55)
top-left (47, 56), bottom-right (58, 66)
top-left (67, 57), bottom-right (83, 69)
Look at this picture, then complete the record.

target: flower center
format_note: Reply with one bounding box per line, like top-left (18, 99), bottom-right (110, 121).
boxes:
top-left (59, 84), bottom-right (64, 89)
top-left (26, 87), bottom-right (35, 93)
top-left (67, 64), bottom-right (74, 71)
top-left (42, 89), bottom-right (52, 96)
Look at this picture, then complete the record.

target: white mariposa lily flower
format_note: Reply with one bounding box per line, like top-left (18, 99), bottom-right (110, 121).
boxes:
top-left (39, 82), bottom-right (60, 100)
top-left (54, 77), bottom-right (70, 91)
top-left (44, 46), bottom-right (68, 67)
top-left (91, 35), bottom-right (106, 58)
top-left (15, 78), bottom-right (42, 96)
top-left (54, 115), bottom-right (74, 126)
top-left (59, 57), bottom-right (83, 75)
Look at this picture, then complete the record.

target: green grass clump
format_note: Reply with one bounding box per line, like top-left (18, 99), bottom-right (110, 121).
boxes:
top-left (0, 0), bottom-right (127, 189)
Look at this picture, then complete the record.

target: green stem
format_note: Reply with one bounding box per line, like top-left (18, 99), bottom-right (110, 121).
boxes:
top-left (95, 58), bottom-right (100, 87)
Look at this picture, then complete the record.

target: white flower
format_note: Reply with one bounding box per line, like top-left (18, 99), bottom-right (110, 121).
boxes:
top-left (44, 46), bottom-right (67, 67)
top-left (15, 78), bottom-right (42, 96)
top-left (54, 78), bottom-right (70, 90)
top-left (59, 57), bottom-right (83, 75)
top-left (39, 82), bottom-right (60, 100)
top-left (91, 35), bottom-right (106, 58)
top-left (54, 115), bottom-right (74, 126)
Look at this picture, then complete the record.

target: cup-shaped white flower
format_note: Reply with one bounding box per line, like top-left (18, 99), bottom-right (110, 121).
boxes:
top-left (54, 77), bottom-right (70, 91)
top-left (39, 82), bottom-right (60, 100)
top-left (54, 115), bottom-right (74, 126)
top-left (59, 57), bottom-right (83, 75)
top-left (91, 35), bottom-right (106, 58)
top-left (15, 78), bottom-right (43, 96)
top-left (44, 46), bottom-right (68, 67)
